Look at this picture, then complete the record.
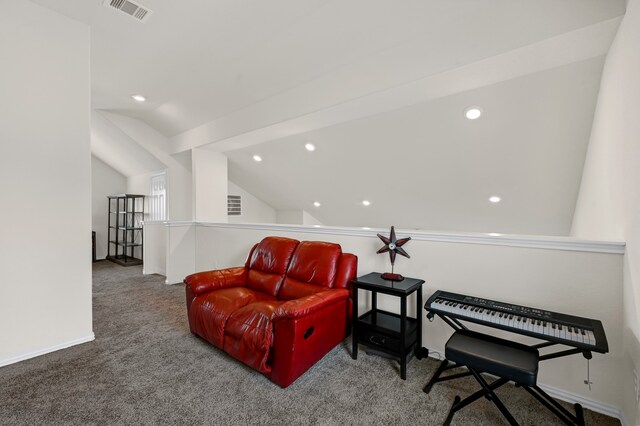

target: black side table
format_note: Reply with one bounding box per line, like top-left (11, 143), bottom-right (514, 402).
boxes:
top-left (351, 272), bottom-right (425, 379)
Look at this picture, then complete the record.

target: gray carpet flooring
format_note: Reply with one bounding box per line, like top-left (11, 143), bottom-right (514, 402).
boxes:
top-left (0, 261), bottom-right (620, 425)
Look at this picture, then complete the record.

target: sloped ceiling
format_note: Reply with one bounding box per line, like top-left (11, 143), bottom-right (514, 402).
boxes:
top-left (91, 111), bottom-right (164, 177)
top-left (31, 0), bottom-right (626, 234)
top-left (32, 0), bottom-right (624, 138)
top-left (227, 57), bottom-right (605, 235)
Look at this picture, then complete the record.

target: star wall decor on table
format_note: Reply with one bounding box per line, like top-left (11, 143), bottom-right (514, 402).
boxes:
top-left (376, 226), bottom-right (411, 281)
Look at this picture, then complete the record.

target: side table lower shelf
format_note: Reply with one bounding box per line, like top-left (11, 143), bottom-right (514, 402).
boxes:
top-left (356, 310), bottom-right (418, 355)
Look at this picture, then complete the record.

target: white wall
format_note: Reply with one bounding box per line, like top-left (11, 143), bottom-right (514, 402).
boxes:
top-left (143, 223), bottom-right (166, 277)
top-left (302, 210), bottom-right (323, 226)
top-left (276, 209), bottom-right (323, 225)
top-left (572, 0), bottom-right (640, 422)
top-left (92, 156), bottom-right (126, 260)
top-left (228, 181), bottom-right (276, 224)
top-left (99, 112), bottom-right (193, 221)
top-left (192, 148), bottom-right (227, 222)
top-left (0, 1), bottom-right (93, 365)
top-left (168, 151), bottom-right (192, 221)
top-left (148, 222), bottom-right (625, 419)
top-left (276, 210), bottom-right (304, 224)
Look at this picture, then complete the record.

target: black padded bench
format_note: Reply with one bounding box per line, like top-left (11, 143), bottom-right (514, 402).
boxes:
top-left (424, 330), bottom-right (585, 425)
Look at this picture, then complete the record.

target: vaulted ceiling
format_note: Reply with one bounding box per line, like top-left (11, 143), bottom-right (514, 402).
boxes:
top-left (227, 56), bottom-right (605, 234)
top-left (32, 0), bottom-right (626, 235)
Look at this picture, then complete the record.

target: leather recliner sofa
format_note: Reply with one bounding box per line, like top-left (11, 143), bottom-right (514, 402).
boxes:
top-left (184, 236), bottom-right (358, 387)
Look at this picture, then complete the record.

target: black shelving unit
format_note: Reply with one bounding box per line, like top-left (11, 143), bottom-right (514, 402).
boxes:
top-left (107, 194), bottom-right (145, 266)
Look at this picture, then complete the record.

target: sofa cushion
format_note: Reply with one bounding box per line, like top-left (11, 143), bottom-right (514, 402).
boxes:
top-left (224, 300), bottom-right (284, 373)
top-left (278, 241), bottom-right (341, 300)
top-left (246, 237), bottom-right (299, 296)
top-left (189, 287), bottom-right (276, 348)
top-left (278, 279), bottom-right (328, 301)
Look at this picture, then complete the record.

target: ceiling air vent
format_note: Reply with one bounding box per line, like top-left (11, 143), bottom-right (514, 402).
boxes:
top-left (228, 195), bottom-right (242, 216)
top-left (103, 0), bottom-right (152, 22)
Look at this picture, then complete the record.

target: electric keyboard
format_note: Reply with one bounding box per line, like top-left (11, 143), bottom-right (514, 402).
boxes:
top-left (425, 290), bottom-right (608, 353)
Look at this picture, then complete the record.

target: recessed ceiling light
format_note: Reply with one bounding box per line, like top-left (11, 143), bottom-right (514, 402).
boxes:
top-left (488, 232), bottom-right (502, 237)
top-left (131, 94), bottom-right (146, 102)
top-left (313, 225), bottom-right (321, 228)
top-left (464, 107), bottom-right (482, 120)
top-left (362, 200), bottom-right (371, 206)
top-left (362, 227), bottom-right (371, 230)
top-left (305, 143), bottom-right (316, 152)
top-left (252, 155), bottom-right (262, 162)
top-left (313, 201), bottom-right (321, 207)
top-left (489, 196), bottom-right (501, 203)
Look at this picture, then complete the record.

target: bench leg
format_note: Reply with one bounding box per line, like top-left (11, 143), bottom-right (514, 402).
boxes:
top-left (423, 359), bottom-right (448, 393)
top-left (423, 360), bottom-right (475, 394)
top-left (443, 372), bottom-right (514, 426)
top-left (523, 385), bottom-right (585, 426)
top-left (468, 370), bottom-right (519, 425)
top-left (443, 395), bottom-right (460, 426)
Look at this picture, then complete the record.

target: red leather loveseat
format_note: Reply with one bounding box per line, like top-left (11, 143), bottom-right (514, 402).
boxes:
top-left (184, 236), bottom-right (357, 387)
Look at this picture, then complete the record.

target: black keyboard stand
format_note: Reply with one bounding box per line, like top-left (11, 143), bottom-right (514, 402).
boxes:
top-left (424, 312), bottom-right (588, 426)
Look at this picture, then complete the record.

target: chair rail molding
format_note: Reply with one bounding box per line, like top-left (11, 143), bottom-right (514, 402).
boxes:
top-left (145, 221), bottom-right (625, 254)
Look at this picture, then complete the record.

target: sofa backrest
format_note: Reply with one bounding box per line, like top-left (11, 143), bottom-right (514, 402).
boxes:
top-left (332, 253), bottom-right (358, 290)
top-left (278, 241), bottom-right (343, 300)
top-left (246, 236), bottom-right (299, 297)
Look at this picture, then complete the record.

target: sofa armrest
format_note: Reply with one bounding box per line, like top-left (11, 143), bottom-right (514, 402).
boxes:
top-left (183, 267), bottom-right (247, 295)
top-left (275, 289), bottom-right (349, 320)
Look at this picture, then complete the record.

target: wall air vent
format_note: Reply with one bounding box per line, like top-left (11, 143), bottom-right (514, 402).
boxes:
top-left (103, 0), bottom-right (152, 22)
top-left (227, 195), bottom-right (242, 216)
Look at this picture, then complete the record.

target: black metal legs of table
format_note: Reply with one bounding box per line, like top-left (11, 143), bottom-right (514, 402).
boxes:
top-left (400, 295), bottom-right (407, 379)
top-left (416, 288), bottom-right (422, 360)
top-left (352, 286), bottom-right (358, 360)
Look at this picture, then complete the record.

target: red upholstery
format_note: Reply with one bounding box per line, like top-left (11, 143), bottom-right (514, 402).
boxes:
top-left (246, 237), bottom-right (298, 296)
top-left (183, 236), bottom-right (358, 387)
top-left (275, 289), bottom-right (349, 319)
top-left (224, 300), bottom-right (283, 373)
top-left (334, 253), bottom-right (358, 322)
top-left (189, 287), bottom-right (275, 348)
top-left (271, 299), bottom-right (349, 387)
top-left (184, 267), bottom-right (247, 295)
top-left (334, 253), bottom-right (358, 290)
top-left (285, 241), bottom-right (341, 287)
top-left (277, 280), bottom-right (327, 301)
top-left (278, 241), bottom-right (342, 300)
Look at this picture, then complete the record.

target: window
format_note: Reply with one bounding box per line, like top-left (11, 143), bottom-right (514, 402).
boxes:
top-left (149, 172), bottom-right (167, 221)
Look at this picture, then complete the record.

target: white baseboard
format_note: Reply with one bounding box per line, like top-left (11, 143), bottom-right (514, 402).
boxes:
top-left (0, 333), bottom-right (95, 368)
top-left (424, 351), bottom-right (626, 425)
top-left (143, 268), bottom-right (166, 277)
top-left (538, 383), bottom-right (626, 424)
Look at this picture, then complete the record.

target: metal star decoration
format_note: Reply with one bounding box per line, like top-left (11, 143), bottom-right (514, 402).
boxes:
top-left (377, 226), bottom-right (411, 281)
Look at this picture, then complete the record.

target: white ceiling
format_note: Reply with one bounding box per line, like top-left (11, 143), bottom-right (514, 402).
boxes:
top-left (31, 0), bottom-right (626, 235)
top-left (227, 56), bottom-right (605, 234)
top-left (32, 0), bottom-right (623, 138)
